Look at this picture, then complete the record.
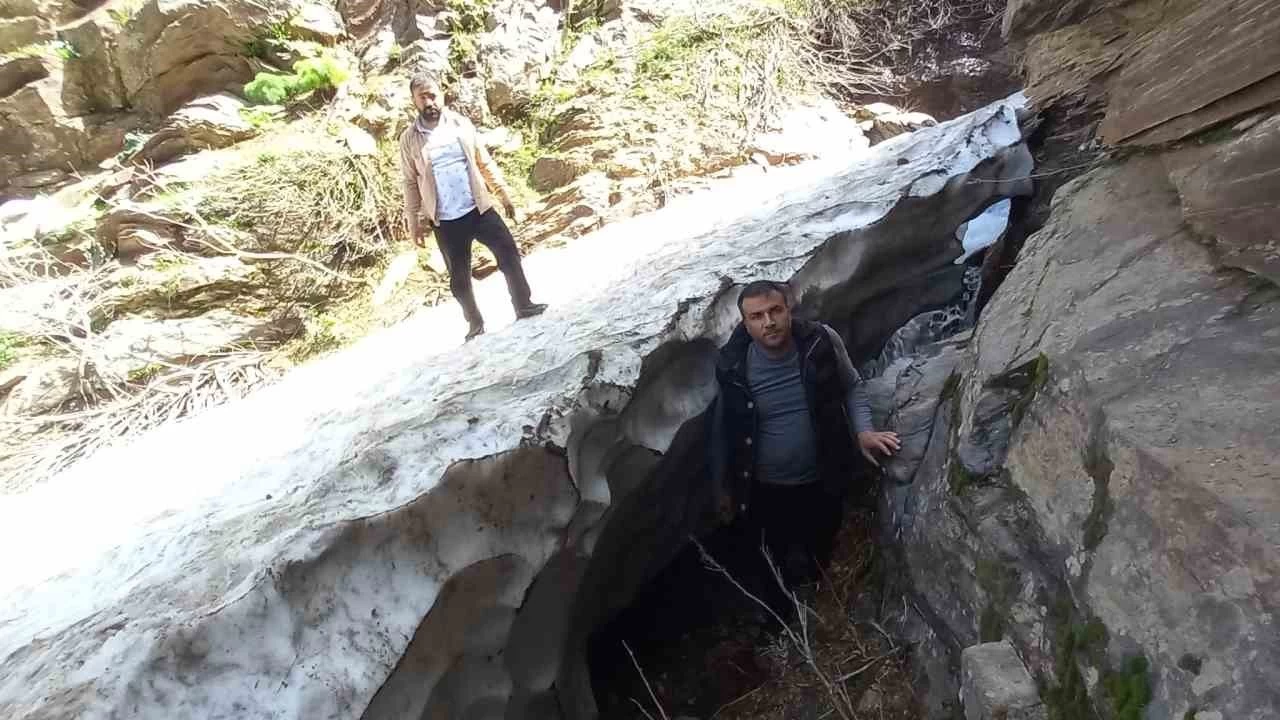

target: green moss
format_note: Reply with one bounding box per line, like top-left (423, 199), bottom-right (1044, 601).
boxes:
top-left (940, 370), bottom-right (961, 401)
top-left (1006, 352), bottom-right (1049, 427)
top-left (0, 332), bottom-right (26, 370)
top-left (949, 458), bottom-right (979, 494)
top-left (1104, 655), bottom-right (1152, 720)
top-left (975, 557), bottom-right (1020, 642)
top-left (979, 602), bottom-right (1007, 643)
top-left (127, 363), bottom-right (166, 385)
top-left (1082, 411), bottom-right (1115, 551)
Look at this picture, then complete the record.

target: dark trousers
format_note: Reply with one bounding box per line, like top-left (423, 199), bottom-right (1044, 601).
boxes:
top-left (733, 482), bottom-right (846, 616)
top-left (433, 208), bottom-right (533, 326)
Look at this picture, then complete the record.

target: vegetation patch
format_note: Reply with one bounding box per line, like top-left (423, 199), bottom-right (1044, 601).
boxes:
top-left (975, 556), bottom-right (1020, 643)
top-left (244, 52), bottom-right (351, 105)
top-left (0, 332), bottom-right (27, 371)
top-left (1103, 655), bottom-right (1153, 720)
top-left (1082, 408), bottom-right (1114, 551)
top-left (443, 0), bottom-right (493, 78)
top-left (1042, 594), bottom-right (1151, 720)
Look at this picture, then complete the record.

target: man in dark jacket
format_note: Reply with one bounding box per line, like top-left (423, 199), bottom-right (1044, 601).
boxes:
top-left (708, 280), bottom-right (899, 603)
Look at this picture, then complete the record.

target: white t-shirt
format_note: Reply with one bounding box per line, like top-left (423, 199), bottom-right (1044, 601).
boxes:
top-left (421, 120), bottom-right (477, 222)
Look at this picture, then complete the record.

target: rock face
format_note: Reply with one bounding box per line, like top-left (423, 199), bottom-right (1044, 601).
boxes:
top-left (873, 5), bottom-right (1280, 719)
top-left (0, 0), bottom-right (290, 186)
top-left (877, 127), bottom-right (1280, 720)
top-left (0, 99), bottom-right (1032, 720)
top-left (131, 93), bottom-right (258, 164)
top-left (1010, 0), bottom-right (1280, 145)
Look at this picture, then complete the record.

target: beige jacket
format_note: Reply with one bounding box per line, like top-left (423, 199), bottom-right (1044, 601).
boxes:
top-left (398, 109), bottom-right (514, 236)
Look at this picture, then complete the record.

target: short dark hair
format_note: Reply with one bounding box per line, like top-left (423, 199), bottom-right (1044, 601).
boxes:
top-left (737, 280), bottom-right (791, 314)
top-left (409, 72), bottom-right (440, 93)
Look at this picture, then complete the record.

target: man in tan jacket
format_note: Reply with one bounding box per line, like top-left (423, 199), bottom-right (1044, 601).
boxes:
top-left (399, 72), bottom-right (546, 340)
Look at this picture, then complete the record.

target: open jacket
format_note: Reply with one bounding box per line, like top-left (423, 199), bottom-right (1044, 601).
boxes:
top-left (398, 109), bottom-right (514, 237)
top-left (707, 319), bottom-right (872, 520)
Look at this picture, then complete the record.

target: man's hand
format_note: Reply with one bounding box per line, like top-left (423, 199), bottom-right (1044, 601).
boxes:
top-left (503, 199), bottom-right (524, 225)
top-left (858, 430), bottom-right (901, 467)
top-left (411, 226), bottom-right (427, 248)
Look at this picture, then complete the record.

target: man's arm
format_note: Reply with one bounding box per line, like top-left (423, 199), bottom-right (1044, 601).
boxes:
top-left (399, 134), bottom-right (424, 243)
top-left (823, 324), bottom-right (900, 464)
top-left (823, 324), bottom-right (873, 433)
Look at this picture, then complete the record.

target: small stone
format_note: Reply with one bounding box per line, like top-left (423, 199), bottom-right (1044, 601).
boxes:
top-left (857, 688), bottom-right (883, 713)
top-left (960, 641), bottom-right (1046, 720)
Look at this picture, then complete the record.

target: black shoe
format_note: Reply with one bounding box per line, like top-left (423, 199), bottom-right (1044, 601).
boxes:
top-left (515, 303), bottom-right (547, 319)
top-left (465, 324), bottom-right (485, 341)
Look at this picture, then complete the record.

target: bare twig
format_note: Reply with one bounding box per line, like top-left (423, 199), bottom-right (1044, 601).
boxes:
top-left (624, 640), bottom-right (669, 720)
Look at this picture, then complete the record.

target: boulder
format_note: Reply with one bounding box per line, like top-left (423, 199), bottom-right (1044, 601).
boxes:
top-left (131, 93), bottom-right (257, 164)
top-left (479, 0), bottom-right (559, 111)
top-left (0, 54), bottom-right (46, 98)
top-left (449, 74), bottom-right (492, 126)
top-left (96, 254), bottom-right (267, 319)
top-left (0, 357), bottom-right (80, 416)
top-left (532, 155), bottom-right (587, 191)
top-left (0, 16), bottom-right (48, 53)
top-left (855, 102), bottom-right (939, 145)
top-left (95, 201), bottom-right (188, 259)
top-left (288, 3), bottom-right (347, 44)
top-left (960, 641), bottom-right (1046, 720)
top-left (107, 0), bottom-right (282, 117)
top-left (0, 99), bottom-right (1032, 720)
top-left (93, 309), bottom-right (286, 381)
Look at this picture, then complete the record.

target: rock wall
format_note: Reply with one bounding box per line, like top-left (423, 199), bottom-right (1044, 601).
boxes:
top-left (0, 99), bottom-right (1033, 719)
top-left (875, 1), bottom-right (1280, 718)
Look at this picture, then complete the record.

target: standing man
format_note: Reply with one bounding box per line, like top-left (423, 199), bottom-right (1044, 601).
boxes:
top-left (399, 72), bottom-right (547, 341)
top-left (709, 280), bottom-right (900, 606)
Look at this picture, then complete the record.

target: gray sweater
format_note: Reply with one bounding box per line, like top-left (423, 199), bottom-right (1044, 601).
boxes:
top-left (747, 325), bottom-right (873, 486)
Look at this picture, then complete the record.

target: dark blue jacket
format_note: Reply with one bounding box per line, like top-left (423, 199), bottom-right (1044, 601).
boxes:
top-left (707, 319), bottom-right (866, 519)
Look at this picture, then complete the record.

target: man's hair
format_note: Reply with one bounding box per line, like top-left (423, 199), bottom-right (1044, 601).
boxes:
top-left (409, 72), bottom-right (440, 93)
top-left (737, 280), bottom-right (791, 314)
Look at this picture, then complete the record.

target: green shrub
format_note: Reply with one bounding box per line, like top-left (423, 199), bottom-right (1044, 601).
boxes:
top-left (294, 55), bottom-right (349, 91)
top-left (244, 73), bottom-right (298, 105)
top-left (242, 51), bottom-right (350, 105)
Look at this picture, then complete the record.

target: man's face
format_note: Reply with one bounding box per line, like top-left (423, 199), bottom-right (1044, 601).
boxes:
top-left (741, 290), bottom-right (792, 352)
top-left (412, 83), bottom-right (445, 122)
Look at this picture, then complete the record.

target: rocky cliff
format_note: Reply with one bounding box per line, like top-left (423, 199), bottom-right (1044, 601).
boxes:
top-left (871, 1), bottom-right (1280, 718)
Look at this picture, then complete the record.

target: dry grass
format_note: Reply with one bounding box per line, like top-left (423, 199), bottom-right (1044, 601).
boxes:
top-left (697, 512), bottom-right (919, 720)
top-left (0, 123), bottom-right (427, 490)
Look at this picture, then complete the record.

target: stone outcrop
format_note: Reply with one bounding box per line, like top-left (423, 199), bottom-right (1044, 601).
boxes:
top-left (876, 128), bottom-right (1279, 720)
top-left (1010, 0), bottom-right (1280, 146)
top-left (0, 99), bottom-right (1032, 720)
top-left (0, 0), bottom-right (292, 187)
top-left (961, 641), bottom-right (1046, 720)
top-left (131, 93), bottom-right (258, 164)
top-left (871, 5), bottom-right (1280, 717)
top-left (479, 0), bottom-right (560, 112)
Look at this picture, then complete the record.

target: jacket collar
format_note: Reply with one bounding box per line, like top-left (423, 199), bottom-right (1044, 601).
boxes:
top-left (717, 318), bottom-right (821, 378)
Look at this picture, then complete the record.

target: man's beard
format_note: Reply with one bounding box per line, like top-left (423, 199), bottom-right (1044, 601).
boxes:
top-left (419, 106), bottom-right (441, 122)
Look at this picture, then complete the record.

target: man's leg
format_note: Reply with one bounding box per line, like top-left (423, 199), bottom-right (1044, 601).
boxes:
top-left (472, 208), bottom-right (541, 315)
top-left (806, 483), bottom-right (847, 574)
top-left (434, 215), bottom-right (484, 333)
